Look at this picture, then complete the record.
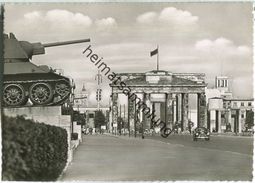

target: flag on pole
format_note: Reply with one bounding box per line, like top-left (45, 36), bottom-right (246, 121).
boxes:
top-left (150, 47), bottom-right (158, 57)
top-left (150, 46), bottom-right (159, 70)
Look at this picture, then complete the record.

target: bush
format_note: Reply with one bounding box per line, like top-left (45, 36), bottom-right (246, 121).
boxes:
top-left (2, 115), bottom-right (68, 181)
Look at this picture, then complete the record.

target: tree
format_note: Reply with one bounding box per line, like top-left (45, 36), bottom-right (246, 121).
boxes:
top-left (245, 110), bottom-right (254, 129)
top-left (94, 110), bottom-right (106, 128)
top-left (72, 111), bottom-right (86, 126)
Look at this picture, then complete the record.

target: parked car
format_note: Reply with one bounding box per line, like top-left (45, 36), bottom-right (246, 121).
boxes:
top-left (82, 127), bottom-right (87, 134)
top-left (193, 127), bottom-right (210, 141)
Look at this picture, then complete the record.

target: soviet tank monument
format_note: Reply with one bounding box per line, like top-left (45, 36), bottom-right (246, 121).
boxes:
top-left (3, 33), bottom-right (90, 107)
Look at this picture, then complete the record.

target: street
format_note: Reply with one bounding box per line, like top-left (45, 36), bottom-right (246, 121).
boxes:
top-left (60, 134), bottom-right (253, 181)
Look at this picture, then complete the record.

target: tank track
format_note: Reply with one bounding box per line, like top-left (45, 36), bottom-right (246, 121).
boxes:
top-left (3, 74), bottom-right (72, 107)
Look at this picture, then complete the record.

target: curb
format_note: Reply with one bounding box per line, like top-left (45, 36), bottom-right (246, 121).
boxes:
top-left (104, 133), bottom-right (145, 140)
top-left (104, 132), bottom-right (253, 139)
top-left (57, 139), bottom-right (82, 181)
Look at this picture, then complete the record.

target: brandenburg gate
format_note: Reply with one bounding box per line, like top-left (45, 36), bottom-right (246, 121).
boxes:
top-left (110, 70), bottom-right (207, 133)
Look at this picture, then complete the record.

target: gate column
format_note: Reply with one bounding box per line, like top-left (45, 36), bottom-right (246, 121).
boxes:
top-left (166, 93), bottom-right (174, 128)
top-left (112, 92), bottom-right (118, 133)
top-left (197, 93), bottom-right (207, 127)
top-left (128, 95), bottom-right (135, 135)
top-left (142, 93), bottom-right (151, 129)
top-left (181, 93), bottom-right (189, 131)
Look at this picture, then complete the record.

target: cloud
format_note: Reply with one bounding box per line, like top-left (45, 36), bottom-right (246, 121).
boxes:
top-left (237, 46), bottom-right (251, 55)
top-left (195, 37), bottom-right (251, 56)
top-left (94, 42), bottom-right (152, 61)
top-left (24, 11), bottom-right (42, 21)
top-left (136, 7), bottom-right (198, 29)
top-left (95, 17), bottom-right (117, 29)
top-left (159, 7), bottom-right (198, 26)
top-left (136, 12), bottom-right (157, 24)
top-left (16, 9), bottom-right (117, 39)
top-left (45, 9), bottom-right (92, 26)
top-left (24, 9), bottom-right (92, 28)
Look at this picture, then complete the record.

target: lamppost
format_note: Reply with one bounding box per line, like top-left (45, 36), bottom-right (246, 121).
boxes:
top-left (95, 70), bottom-right (103, 110)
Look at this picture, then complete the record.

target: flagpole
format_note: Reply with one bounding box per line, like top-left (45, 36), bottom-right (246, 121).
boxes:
top-left (157, 45), bottom-right (159, 71)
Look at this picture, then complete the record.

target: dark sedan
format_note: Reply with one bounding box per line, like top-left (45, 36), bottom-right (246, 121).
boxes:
top-left (193, 127), bottom-right (210, 141)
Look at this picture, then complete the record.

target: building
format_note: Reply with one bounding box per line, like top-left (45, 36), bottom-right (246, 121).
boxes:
top-left (207, 76), bottom-right (253, 133)
top-left (74, 84), bottom-right (88, 108)
top-left (214, 76), bottom-right (233, 99)
top-left (109, 70), bottom-right (208, 134)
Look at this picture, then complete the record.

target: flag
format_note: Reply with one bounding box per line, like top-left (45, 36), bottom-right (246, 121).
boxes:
top-left (150, 47), bottom-right (158, 57)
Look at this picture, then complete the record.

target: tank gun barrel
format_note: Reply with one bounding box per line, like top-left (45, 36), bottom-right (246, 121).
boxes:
top-left (42, 38), bottom-right (90, 47)
top-left (4, 32), bottom-right (91, 60)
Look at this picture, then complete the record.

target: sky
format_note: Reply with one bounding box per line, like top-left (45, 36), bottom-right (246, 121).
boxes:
top-left (4, 3), bottom-right (253, 107)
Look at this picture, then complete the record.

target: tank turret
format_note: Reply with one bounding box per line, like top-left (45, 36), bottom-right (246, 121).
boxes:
top-left (4, 33), bottom-right (90, 62)
top-left (3, 33), bottom-right (90, 107)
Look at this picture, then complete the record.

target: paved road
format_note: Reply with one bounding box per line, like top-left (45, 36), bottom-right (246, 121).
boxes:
top-left (60, 134), bottom-right (253, 181)
top-left (146, 134), bottom-right (253, 155)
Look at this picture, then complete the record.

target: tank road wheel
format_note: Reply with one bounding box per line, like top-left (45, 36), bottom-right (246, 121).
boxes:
top-left (29, 83), bottom-right (53, 105)
top-left (55, 82), bottom-right (70, 98)
top-left (3, 84), bottom-right (26, 106)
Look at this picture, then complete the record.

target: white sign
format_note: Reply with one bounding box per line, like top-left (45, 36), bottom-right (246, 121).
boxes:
top-left (113, 123), bottom-right (117, 127)
top-left (101, 125), bottom-right (106, 130)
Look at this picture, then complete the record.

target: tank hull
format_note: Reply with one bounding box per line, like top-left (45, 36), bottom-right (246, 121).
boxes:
top-left (3, 62), bottom-right (72, 107)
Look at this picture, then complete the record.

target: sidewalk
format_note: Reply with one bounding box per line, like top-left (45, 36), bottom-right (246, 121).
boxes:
top-left (210, 133), bottom-right (253, 138)
top-left (105, 132), bottom-right (253, 139)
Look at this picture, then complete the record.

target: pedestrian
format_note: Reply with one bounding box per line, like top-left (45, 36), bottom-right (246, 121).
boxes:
top-left (188, 120), bottom-right (194, 135)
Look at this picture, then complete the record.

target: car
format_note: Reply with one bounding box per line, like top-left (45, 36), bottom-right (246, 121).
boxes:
top-left (193, 127), bottom-right (210, 141)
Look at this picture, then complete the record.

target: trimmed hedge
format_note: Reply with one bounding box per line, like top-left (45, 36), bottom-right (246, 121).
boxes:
top-left (2, 115), bottom-right (68, 181)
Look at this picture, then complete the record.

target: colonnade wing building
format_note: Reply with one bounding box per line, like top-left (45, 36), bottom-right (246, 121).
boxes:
top-left (207, 76), bottom-right (254, 133)
top-left (110, 70), bottom-right (208, 132)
